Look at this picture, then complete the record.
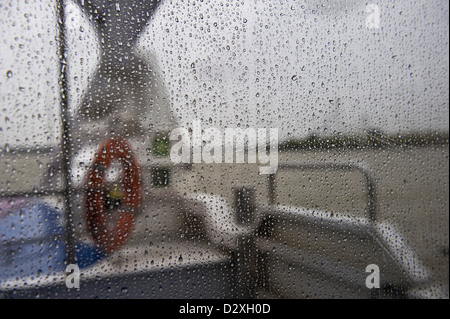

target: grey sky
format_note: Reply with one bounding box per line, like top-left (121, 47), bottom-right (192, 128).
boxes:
top-left (141, 0), bottom-right (449, 139)
top-left (1, 0), bottom-right (449, 147)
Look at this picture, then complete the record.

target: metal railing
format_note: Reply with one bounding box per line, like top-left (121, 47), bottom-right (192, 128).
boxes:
top-left (267, 162), bottom-right (377, 223)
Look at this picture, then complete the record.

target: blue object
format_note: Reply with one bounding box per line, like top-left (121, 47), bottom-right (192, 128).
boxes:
top-left (0, 201), bottom-right (105, 282)
top-left (74, 242), bottom-right (106, 269)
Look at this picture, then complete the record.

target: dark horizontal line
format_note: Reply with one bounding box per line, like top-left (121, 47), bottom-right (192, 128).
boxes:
top-left (0, 147), bottom-right (56, 155)
top-left (279, 131), bottom-right (449, 150)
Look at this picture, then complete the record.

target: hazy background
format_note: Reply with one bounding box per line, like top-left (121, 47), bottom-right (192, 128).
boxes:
top-left (1, 0), bottom-right (448, 147)
top-left (142, 0), bottom-right (449, 138)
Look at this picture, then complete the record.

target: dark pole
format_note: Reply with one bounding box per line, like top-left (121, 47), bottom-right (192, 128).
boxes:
top-left (56, 0), bottom-right (76, 266)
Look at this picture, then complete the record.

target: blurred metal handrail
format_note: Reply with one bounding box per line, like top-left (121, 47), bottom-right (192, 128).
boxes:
top-left (267, 161), bottom-right (377, 223)
top-left (0, 190), bottom-right (66, 198)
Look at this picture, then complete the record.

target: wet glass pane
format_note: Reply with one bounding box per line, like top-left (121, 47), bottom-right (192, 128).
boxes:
top-left (0, 0), bottom-right (448, 301)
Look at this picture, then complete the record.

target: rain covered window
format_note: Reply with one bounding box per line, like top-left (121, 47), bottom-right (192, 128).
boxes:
top-left (0, 0), bottom-right (448, 302)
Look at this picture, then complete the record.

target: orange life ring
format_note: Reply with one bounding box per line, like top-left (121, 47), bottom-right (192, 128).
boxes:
top-left (85, 137), bottom-right (141, 253)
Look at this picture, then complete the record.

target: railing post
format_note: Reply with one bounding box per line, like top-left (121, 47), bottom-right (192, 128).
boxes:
top-left (233, 187), bottom-right (257, 298)
top-left (234, 186), bottom-right (256, 226)
top-left (268, 173), bottom-right (276, 207)
top-left (57, 0), bottom-right (76, 266)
